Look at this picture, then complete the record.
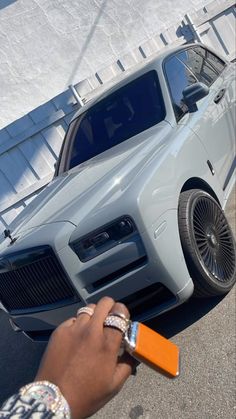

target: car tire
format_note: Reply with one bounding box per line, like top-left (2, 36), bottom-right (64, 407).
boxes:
top-left (178, 189), bottom-right (236, 297)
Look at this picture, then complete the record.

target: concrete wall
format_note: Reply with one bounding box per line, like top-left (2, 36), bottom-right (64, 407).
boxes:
top-left (0, 0), bottom-right (235, 239)
top-left (0, 0), bottom-right (212, 129)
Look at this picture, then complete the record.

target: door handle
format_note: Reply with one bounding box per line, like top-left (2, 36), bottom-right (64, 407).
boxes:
top-left (214, 88), bottom-right (226, 104)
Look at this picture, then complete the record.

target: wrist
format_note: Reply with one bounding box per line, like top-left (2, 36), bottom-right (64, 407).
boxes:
top-left (20, 380), bottom-right (71, 418)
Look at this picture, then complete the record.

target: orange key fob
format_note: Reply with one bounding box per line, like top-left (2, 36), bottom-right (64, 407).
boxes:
top-left (124, 322), bottom-right (180, 378)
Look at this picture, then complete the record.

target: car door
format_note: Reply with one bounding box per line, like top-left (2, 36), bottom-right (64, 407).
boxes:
top-left (164, 47), bottom-right (234, 190)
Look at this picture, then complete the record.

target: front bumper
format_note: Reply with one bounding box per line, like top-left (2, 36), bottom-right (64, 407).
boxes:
top-left (1, 210), bottom-right (194, 340)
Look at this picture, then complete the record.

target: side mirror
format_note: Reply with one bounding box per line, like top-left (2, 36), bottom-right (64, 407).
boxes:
top-left (183, 82), bottom-right (209, 113)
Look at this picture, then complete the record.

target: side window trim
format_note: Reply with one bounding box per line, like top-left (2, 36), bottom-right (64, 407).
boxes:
top-left (193, 48), bottom-right (218, 75)
top-left (176, 46), bottom-right (226, 88)
top-left (178, 47), bottom-right (218, 87)
top-left (163, 53), bottom-right (198, 122)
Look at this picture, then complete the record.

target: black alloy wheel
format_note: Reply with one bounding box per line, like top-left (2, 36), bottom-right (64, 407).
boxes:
top-left (178, 189), bottom-right (236, 297)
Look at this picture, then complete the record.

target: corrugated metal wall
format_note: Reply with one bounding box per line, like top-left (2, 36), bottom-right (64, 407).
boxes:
top-left (0, 99), bottom-right (78, 235)
top-left (186, 0), bottom-right (236, 60)
top-left (0, 0), bottom-right (235, 240)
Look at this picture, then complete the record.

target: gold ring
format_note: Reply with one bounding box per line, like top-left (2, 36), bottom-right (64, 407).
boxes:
top-left (77, 307), bottom-right (94, 317)
top-left (104, 315), bottom-right (130, 334)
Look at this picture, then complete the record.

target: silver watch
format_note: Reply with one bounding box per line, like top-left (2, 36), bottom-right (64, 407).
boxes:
top-left (20, 380), bottom-right (71, 418)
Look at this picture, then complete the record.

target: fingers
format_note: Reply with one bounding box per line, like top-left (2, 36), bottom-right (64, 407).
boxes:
top-left (57, 317), bottom-right (77, 328)
top-left (108, 302), bottom-right (130, 321)
top-left (103, 302), bottom-right (130, 355)
top-left (112, 353), bottom-right (136, 391)
top-left (72, 297), bottom-right (131, 362)
top-left (74, 303), bottom-right (96, 328)
top-left (90, 297), bottom-right (115, 330)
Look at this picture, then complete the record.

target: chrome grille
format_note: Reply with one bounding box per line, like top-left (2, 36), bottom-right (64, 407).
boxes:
top-left (0, 246), bottom-right (79, 313)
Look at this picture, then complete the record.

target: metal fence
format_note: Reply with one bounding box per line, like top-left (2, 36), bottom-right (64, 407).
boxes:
top-left (0, 0), bottom-right (235, 238)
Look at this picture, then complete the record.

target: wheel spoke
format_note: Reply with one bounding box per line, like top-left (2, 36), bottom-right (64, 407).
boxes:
top-left (194, 224), bottom-right (206, 237)
top-left (206, 200), bottom-right (212, 223)
top-left (197, 239), bottom-right (208, 246)
top-left (203, 254), bottom-right (211, 268)
top-left (192, 195), bottom-right (235, 283)
top-left (208, 251), bottom-right (215, 274)
top-left (221, 248), bottom-right (235, 269)
top-left (220, 241), bottom-right (235, 252)
top-left (218, 224), bottom-right (230, 236)
top-left (221, 256), bottom-right (233, 279)
top-left (212, 257), bottom-right (220, 279)
top-left (199, 245), bottom-right (209, 259)
top-left (193, 214), bottom-right (205, 230)
top-left (179, 191), bottom-right (235, 291)
top-left (219, 235), bottom-right (233, 243)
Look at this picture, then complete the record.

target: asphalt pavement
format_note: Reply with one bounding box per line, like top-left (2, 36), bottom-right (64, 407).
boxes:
top-left (0, 188), bottom-right (235, 418)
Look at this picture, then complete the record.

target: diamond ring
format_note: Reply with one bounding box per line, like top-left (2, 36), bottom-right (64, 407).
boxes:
top-left (77, 307), bottom-right (94, 317)
top-left (104, 314), bottom-right (130, 334)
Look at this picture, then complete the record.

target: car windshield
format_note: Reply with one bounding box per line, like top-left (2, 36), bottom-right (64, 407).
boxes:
top-left (58, 70), bottom-right (165, 173)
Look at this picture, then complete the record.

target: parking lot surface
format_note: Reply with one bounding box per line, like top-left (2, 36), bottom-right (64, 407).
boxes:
top-left (0, 187), bottom-right (235, 418)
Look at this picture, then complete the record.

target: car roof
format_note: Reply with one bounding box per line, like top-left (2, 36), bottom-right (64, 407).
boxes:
top-left (71, 42), bottom-right (199, 121)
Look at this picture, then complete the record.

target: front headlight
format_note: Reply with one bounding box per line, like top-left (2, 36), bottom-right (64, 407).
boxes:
top-left (71, 216), bottom-right (136, 262)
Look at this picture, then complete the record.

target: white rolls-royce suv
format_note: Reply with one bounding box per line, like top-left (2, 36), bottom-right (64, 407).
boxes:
top-left (0, 43), bottom-right (235, 340)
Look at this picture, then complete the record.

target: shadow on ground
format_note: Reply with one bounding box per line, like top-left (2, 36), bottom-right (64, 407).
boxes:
top-left (147, 294), bottom-right (225, 338)
top-left (0, 293), bottom-right (225, 405)
top-left (0, 310), bottom-right (46, 404)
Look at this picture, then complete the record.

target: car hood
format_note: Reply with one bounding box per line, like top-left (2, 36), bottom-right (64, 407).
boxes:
top-left (8, 122), bottom-right (171, 236)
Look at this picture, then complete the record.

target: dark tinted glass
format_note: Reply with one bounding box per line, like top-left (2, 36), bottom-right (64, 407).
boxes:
top-left (177, 47), bottom-right (224, 86)
top-left (164, 56), bottom-right (197, 120)
top-left (203, 48), bottom-right (225, 73)
top-left (61, 71), bottom-right (165, 171)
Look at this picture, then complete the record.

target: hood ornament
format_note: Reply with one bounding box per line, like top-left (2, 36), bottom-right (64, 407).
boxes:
top-left (4, 229), bottom-right (17, 245)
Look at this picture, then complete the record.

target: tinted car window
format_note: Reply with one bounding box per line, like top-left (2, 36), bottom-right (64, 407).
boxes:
top-left (177, 47), bottom-right (225, 87)
top-left (59, 71), bottom-right (165, 172)
top-left (164, 56), bottom-right (197, 120)
top-left (194, 46), bottom-right (225, 74)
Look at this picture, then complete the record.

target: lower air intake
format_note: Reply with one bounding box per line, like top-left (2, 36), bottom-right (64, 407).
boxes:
top-left (120, 283), bottom-right (175, 318)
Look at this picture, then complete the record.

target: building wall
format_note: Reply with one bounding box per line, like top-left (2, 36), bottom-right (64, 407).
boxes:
top-left (0, 0), bottom-right (235, 239)
top-left (0, 0), bottom-right (212, 129)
